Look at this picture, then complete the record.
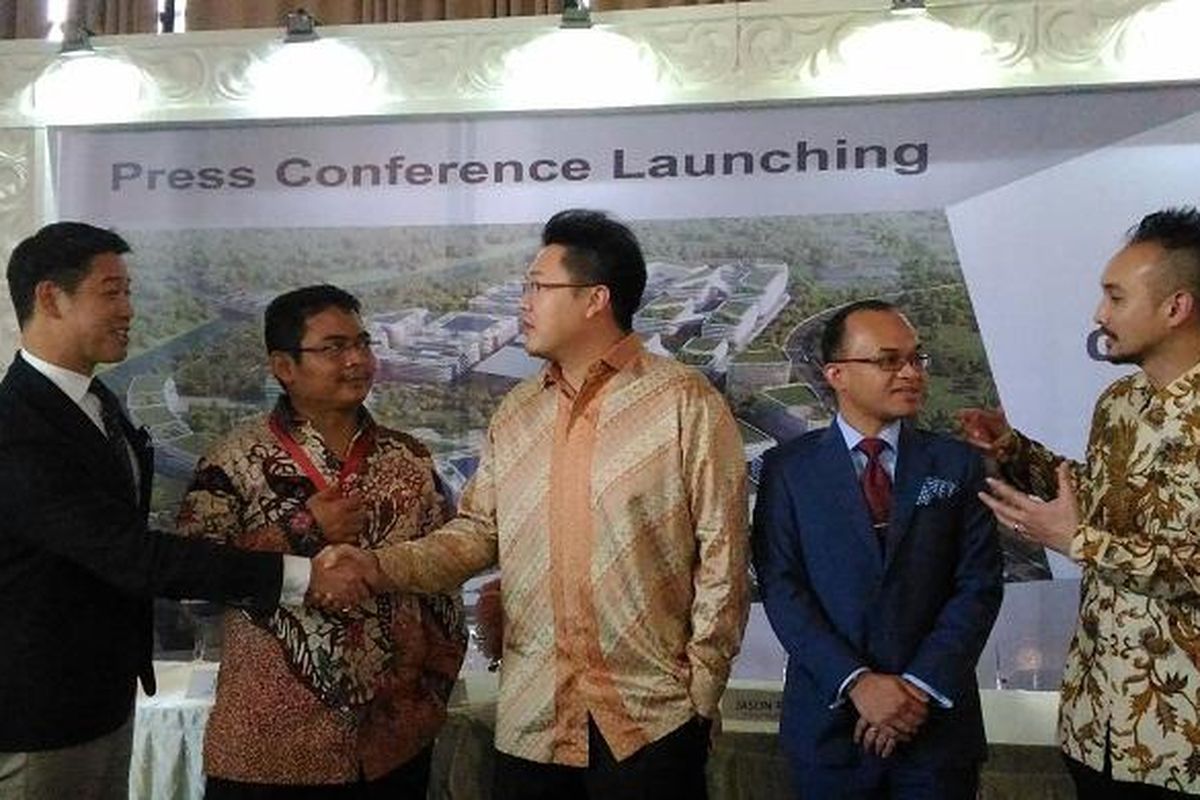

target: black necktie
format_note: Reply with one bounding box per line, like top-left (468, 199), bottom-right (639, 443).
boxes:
top-left (90, 378), bottom-right (136, 495)
top-left (855, 438), bottom-right (892, 533)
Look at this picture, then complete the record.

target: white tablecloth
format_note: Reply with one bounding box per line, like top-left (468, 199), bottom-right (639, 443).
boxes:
top-left (131, 663), bottom-right (1063, 800)
top-left (131, 662), bottom-right (215, 800)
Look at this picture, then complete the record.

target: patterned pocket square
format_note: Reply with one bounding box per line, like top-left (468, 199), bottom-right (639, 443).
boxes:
top-left (916, 477), bottom-right (958, 506)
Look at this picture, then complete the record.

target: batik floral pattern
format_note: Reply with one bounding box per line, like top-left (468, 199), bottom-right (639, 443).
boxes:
top-left (1002, 362), bottom-right (1200, 792)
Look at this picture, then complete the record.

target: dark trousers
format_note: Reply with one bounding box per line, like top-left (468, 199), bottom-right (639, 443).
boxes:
top-left (492, 716), bottom-right (710, 800)
top-left (789, 762), bottom-right (979, 800)
top-left (203, 746), bottom-right (432, 800)
top-left (1064, 754), bottom-right (1192, 799)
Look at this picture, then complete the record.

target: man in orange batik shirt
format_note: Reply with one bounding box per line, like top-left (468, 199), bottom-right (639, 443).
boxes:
top-left (326, 209), bottom-right (749, 800)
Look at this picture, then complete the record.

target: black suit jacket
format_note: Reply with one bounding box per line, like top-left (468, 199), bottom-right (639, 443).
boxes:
top-left (0, 353), bottom-right (283, 751)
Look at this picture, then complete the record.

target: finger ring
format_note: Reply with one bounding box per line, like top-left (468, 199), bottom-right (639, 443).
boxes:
top-left (340, 607), bottom-right (352, 614)
top-left (1012, 522), bottom-right (1024, 533)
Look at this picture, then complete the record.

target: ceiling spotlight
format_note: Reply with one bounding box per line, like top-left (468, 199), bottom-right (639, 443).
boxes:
top-left (891, 0), bottom-right (927, 13)
top-left (59, 20), bottom-right (94, 56)
top-left (561, 0), bottom-right (592, 29)
top-left (284, 8), bottom-right (319, 43)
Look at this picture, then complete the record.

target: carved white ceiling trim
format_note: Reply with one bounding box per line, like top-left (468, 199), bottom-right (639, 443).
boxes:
top-left (0, 0), bottom-right (1190, 128)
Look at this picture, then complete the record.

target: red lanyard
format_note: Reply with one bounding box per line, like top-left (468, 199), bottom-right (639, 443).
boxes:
top-left (268, 415), bottom-right (375, 492)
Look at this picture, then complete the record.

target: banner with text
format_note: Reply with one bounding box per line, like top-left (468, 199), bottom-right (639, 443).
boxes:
top-left (51, 85), bottom-right (1200, 681)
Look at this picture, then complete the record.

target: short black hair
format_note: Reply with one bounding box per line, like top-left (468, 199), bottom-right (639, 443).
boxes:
top-left (6, 222), bottom-right (130, 329)
top-left (1127, 207), bottom-right (1200, 301)
top-left (264, 284), bottom-right (361, 354)
top-left (541, 209), bottom-right (646, 332)
top-left (820, 299), bottom-right (897, 363)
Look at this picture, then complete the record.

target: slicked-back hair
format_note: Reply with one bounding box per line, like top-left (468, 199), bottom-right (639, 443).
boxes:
top-left (820, 299), bottom-right (898, 363)
top-left (6, 222), bottom-right (130, 329)
top-left (541, 209), bottom-right (646, 333)
top-left (264, 284), bottom-right (361, 355)
top-left (1127, 207), bottom-right (1200, 303)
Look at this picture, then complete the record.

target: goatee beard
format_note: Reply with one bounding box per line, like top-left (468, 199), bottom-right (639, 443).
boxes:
top-left (1106, 352), bottom-right (1141, 365)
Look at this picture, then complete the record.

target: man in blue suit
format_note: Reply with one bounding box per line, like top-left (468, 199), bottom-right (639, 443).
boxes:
top-left (752, 299), bottom-right (1002, 799)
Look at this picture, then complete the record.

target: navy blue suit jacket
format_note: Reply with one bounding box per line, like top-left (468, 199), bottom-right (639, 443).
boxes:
top-left (751, 422), bottom-right (1002, 770)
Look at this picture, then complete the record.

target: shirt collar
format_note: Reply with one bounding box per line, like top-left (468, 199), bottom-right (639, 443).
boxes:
top-left (270, 395), bottom-right (375, 441)
top-left (836, 413), bottom-right (902, 454)
top-left (20, 348), bottom-right (94, 407)
top-left (1138, 358), bottom-right (1200, 423)
top-left (541, 333), bottom-right (645, 390)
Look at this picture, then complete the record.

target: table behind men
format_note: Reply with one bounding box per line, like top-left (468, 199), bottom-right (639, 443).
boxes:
top-left (131, 663), bottom-right (1071, 800)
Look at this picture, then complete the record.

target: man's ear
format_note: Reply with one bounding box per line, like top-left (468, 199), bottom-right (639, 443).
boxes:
top-left (823, 362), bottom-right (843, 391)
top-left (268, 351), bottom-right (295, 391)
top-left (1165, 290), bottom-right (1197, 329)
top-left (584, 284), bottom-right (612, 321)
top-left (33, 280), bottom-right (65, 321)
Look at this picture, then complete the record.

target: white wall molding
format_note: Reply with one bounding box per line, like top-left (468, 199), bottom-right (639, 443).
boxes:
top-left (0, 1), bottom-right (1192, 128)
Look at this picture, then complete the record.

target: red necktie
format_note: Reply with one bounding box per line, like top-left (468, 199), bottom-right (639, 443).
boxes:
top-left (856, 438), bottom-right (892, 532)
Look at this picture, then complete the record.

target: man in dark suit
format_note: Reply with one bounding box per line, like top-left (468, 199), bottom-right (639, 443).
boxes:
top-left (751, 299), bottom-right (1002, 799)
top-left (0, 223), bottom-right (372, 800)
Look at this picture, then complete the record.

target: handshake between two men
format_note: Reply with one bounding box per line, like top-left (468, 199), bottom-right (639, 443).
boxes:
top-left (297, 482), bottom-right (506, 662)
top-left (301, 483), bottom-right (387, 611)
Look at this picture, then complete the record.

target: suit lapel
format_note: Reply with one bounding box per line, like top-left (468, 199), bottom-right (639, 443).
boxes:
top-left (815, 424), bottom-right (885, 566)
top-left (885, 422), bottom-right (932, 566)
top-left (128, 421), bottom-right (154, 512)
top-left (6, 355), bottom-right (138, 498)
top-left (8, 355), bottom-right (109, 451)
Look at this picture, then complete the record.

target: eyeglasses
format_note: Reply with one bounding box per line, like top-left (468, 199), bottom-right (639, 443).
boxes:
top-left (292, 335), bottom-right (379, 359)
top-left (827, 352), bottom-right (932, 372)
top-left (521, 279), bottom-right (603, 296)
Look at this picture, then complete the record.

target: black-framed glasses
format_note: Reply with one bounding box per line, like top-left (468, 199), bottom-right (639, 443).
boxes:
top-left (827, 352), bottom-right (932, 372)
top-left (292, 335), bottom-right (379, 359)
top-left (521, 279), bottom-right (603, 296)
